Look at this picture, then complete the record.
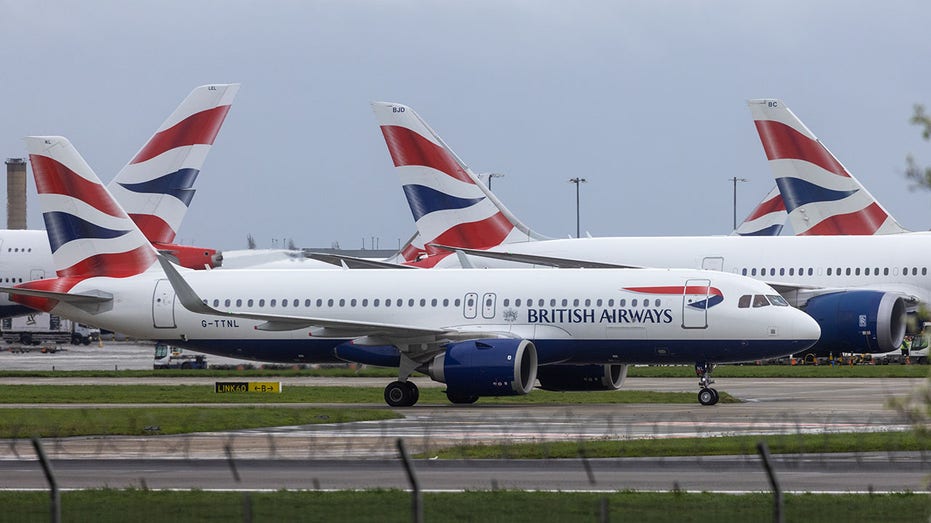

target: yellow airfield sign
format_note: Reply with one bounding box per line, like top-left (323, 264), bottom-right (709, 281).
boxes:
top-left (215, 381), bottom-right (282, 393)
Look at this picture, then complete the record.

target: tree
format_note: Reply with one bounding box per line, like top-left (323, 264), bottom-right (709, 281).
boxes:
top-left (905, 104), bottom-right (931, 189)
top-left (246, 234), bottom-right (256, 250)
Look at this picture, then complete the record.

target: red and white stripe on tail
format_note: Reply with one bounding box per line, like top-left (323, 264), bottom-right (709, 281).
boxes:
top-left (372, 102), bottom-right (543, 267)
top-left (733, 186), bottom-right (786, 236)
top-left (108, 84), bottom-right (239, 245)
top-left (27, 136), bottom-right (157, 279)
top-left (748, 98), bottom-right (906, 235)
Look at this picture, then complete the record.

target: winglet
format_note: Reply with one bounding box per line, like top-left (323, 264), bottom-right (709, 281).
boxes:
top-left (156, 254), bottom-right (217, 315)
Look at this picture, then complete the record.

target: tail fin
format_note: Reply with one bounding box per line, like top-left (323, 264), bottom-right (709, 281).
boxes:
top-left (748, 99), bottom-right (907, 235)
top-left (107, 84), bottom-right (239, 245)
top-left (372, 102), bottom-right (543, 266)
top-left (26, 136), bottom-right (157, 279)
top-left (733, 186), bottom-right (786, 236)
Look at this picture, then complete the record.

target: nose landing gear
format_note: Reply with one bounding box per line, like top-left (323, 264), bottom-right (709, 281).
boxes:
top-left (695, 362), bottom-right (719, 406)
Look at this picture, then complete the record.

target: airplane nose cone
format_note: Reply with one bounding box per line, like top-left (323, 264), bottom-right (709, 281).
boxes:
top-left (796, 310), bottom-right (822, 345)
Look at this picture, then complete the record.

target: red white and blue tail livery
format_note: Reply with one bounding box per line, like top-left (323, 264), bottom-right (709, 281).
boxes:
top-left (748, 99), bottom-right (906, 236)
top-left (733, 186), bottom-right (786, 236)
top-left (372, 102), bottom-right (544, 267)
top-left (28, 136), bottom-right (158, 281)
top-left (108, 84), bottom-right (239, 247)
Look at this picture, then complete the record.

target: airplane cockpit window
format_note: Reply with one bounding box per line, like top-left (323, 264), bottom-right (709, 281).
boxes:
top-left (767, 295), bottom-right (789, 306)
top-left (752, 295), bottom-right (770, 308)
top-left (738, 295), bottom-right (751, 308)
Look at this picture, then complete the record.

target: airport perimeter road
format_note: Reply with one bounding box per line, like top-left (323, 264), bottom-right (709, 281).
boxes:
top-left (0, 454), bottom-right (926, 492)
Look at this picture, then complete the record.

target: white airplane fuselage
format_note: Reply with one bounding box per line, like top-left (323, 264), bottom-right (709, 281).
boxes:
top-left (441, 233), bottom-right (931, 303)
top-left (0, 230), bottom-right (54, 317)
top-left (45, 267), bottom-right (819, 365)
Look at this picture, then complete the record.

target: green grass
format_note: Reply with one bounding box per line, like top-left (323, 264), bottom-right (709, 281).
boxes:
top-left (0, 490), bottom-right (927, 522)
top-left (424, 430), bottom-right (931, 459)
top-left (0, 407), bottom-right (399, 438)
top-left (0, 385), bottom-right (730, 405)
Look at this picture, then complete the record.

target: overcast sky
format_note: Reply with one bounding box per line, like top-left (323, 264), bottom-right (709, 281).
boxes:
top-left (2, 1), bottom-right (929, 251)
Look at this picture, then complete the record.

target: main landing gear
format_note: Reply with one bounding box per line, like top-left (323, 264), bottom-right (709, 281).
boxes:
top-left (695, 362), bottom-right (719, 406)
top-left (384, 380), bottom-right (420, 407)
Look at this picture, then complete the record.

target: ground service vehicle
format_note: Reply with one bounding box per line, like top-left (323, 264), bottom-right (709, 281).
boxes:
top-left (154, 343), bottom-right (208, 369)
top-left (1, 313), bottom-right (99, 345)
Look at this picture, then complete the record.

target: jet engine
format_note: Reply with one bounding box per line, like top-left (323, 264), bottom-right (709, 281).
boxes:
top-left (537, 364), bottom-right (628, 391)
top-left (803, 290), bottom-right (906, 354)
top-left (427, 339), bottom-right (537, 400)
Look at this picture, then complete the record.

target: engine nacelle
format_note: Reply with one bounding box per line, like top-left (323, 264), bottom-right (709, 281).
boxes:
top-left (427, 339), bottom-right (537, 397)
top-left (333, 343), bottom-right (400, 368)
top-left (803, 290), bottom-right (906, 354)
top-left (155, 243), bottom-right (223, 270)
top-left (537, 364), bottom-right (628, 391)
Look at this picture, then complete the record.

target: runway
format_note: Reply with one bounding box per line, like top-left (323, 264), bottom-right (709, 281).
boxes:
top-left (0, 453), bottom-right (926, 492)
top-left (0, 344), bottom-right (928, 492)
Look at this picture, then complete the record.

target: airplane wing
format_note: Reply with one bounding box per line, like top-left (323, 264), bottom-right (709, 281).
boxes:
top-left (303, 252), bottom-right (416, 269)
top-left (156, 255), bottom-right (442, 335)
top-left (428, 244), bottom-right (644, 269)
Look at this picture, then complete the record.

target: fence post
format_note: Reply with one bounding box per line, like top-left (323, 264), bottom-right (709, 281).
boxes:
top-left (757, 441), bottom-right (783, 523)
top-left (31, 437), bottom-right (60, 523)
top-left (397, 438), bottom-right (423, 523)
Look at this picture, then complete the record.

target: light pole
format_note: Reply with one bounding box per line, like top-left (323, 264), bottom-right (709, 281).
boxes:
top-left (479, 172), bottom-right (505, 191)
top-left (569, 177), bottom-right (587, 238)
top-left (729, 177), bottom-right (748, 230)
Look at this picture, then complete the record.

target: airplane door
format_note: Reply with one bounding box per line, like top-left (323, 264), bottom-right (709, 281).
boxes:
top-left (463, 292), bottom-right (478, 319)
top-left (701, 257), bottom-right (724, 272)
top-left (152, 279), bottom-right (176, 328)
top-left (682, 278), bottom-right (710, 329)
top-left (481, 293), bottom-right (496, 319)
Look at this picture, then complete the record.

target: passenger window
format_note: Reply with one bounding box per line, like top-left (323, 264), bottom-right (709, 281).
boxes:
top-left (741, 268), bottom-right (748, 276)
top-left (213, 299), bottom-right (219, 307)
top-left (751, 268), bottom-right (757, 276)
top-left (407, 299), bottom-right (414, 307)
top-left (752, 295), bottom-right (770, 308)
top-left (316, 299), bottom-right (323, 307)
top-left (420, 298), bottom-right (426, 307)
top-left (789, 268), bottom-right (795, 276)
top-left (596, 299), bottom-right (603, 306)
top-left (865, 268), bottom-right (870, 276)
top-left (610, 299), bottom-right (616, 307)
top-left (385, 299), bottom-right (391, 307)
top-left (654, 299), bottom-right (661, 307)
top-left (248, 299), bottom-right (254, 307)
top-left (632, 299), bottom-right (638, 307)
top-left (304, 299), bottom-right (311, 307)
top-left (455, 299), bottom-right (461, 307)
top-left (293, 299), bottom-right (299, 307)
top-left (259, 299), bottom-right (265, 307)
top-left (236, 299), bottom-right (242, 307)
top-left (779, 268), bottom-right (785, 276)
top-left (431, 298), bottom-right (437, 307)
top-left (738, 295), bottom-right (751, 308)
top-left (350, 299), bottom-right (357, 307)
top-left (585, 299), bottom-right (591, 307)
top-left (363, 299), bottom-right (369, 307)
top-left (572, 299), bottom-right (579, 307)
top-left (503, 299), bottom-right (510, 307)
top-left (515, 299), bottom-right (521, 307)
top-left (884, 268), bottom-right (889, 276)
top-left (443, 298), bottom-right (449, 306)
top-left (914, 268), bottom-right (919, 276)
top-left (224, 299), bottom-right (231, 307)
top-left (327, 299), bottom-right (333, 307)
top-left (374, 299), bottom-right (380, 307)
top-left (550, 299), bottom-right (557, 306)
top-left (396, 299), bottom-right (403, 306)
top-left (281, 300), bottom-right (287, 308)
top-left (271, 299), bottom-right (277, 307)
top-left (855, 268), bottom-right (860, 276)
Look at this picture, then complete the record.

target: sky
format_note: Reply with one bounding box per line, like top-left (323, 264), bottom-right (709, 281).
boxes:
top-left (1, 1), bottom-right (930, 252)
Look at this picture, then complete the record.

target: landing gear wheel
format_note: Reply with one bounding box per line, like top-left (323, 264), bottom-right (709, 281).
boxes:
top-left (446, 392), bottom-right (479, 404)
top-left (384, 381), bottom-right (417, 407)
top-left (405, 381), bottom-right (420, 405)
top-left (698, 387), bottom-right (719, 406)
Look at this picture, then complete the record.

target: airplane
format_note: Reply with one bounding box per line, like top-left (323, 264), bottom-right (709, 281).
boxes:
top-left (0, 84), bottom-right (238, 318)
top-left (747, 98), bottom-right (908, 235)
top-left (4, 135), bottom-right (820, 407)
top-left (373, 102), bottom-right (917, 358)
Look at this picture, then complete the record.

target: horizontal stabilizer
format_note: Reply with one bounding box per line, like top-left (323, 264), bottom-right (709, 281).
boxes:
top-left (0, 286), bottom-right (112, 304)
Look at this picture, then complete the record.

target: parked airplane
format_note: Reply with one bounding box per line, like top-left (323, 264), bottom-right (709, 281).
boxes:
top-left (374, 102), bottom-right (914, 358)
top-left (5, 136), bottom-right (820, 406)
top-left (733, 186), bottom-right (786, 236)
top-left (0, 84), bottom-right (237, 318)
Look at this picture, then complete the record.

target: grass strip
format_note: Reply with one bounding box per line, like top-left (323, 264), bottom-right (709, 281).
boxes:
top-left (0, 490), bottom-right (927, 522)
top-left (0, 406), bottom-right (398, 438)
top-left (0, 385), bottom-right (728, 405)
top-left (425, 430), bottom-right (931, 459)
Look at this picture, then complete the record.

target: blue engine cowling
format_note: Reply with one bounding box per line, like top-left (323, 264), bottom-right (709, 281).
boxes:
top-left (427, 339), bottom-right (538, 397)
top-left (537, 364), bottom-right (628, 391)
top-left (333, 343), bottom-right (400, 367)
top-left (803, 290), bottom-right (906, 354)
